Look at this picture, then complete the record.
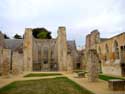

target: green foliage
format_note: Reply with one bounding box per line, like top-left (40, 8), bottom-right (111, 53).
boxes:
top-left (4, 34), bottom-right (10, 39)
top-left (32, 28), bottom-right (52, 39)
top-left (37, 31), bottom-right (48, 39)
top-left (13, 34), bottom-right (22, 39)
top-left (99, 74), bottom-right (125, 81)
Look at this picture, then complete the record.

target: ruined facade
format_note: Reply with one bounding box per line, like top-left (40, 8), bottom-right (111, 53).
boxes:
top-left (85, 30), bottom-right (125, 76)
top-left (0, 26), bottom-right (80, 77)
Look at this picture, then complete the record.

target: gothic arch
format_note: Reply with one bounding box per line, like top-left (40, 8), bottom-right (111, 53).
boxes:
top-left (105, 44), bottom-right (109, 60)
top-left (113, 40), bottom-right (119, 59)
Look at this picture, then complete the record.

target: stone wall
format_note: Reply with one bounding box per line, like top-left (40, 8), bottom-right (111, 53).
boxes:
top-left (1, 49), bottom-right (11, 78)
top-left (102, 65), bottom-right (121, 76)
top-left (67, 54), bottom-right (73, 72)
top-left (12, 52), bottom-right (23, 75)
top-left (96, 33), bottom-right (125, 76)
top-left (85, 30), bottom-right (125, 77)
top-left (32, 39), bottom-right (57, 71)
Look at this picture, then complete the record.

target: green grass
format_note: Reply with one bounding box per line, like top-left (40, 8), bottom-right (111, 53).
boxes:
top-left (99, 74), bottom-right (125, 81)
top-left (24, 73), bottom-right (62, 77)
top-left (0, 77), bottom-right (94, 94)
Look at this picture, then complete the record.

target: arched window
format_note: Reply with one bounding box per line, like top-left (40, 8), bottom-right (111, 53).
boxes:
top-left (105, 44), bottom-right (109, 53)
top-left (105, 44), bottom-right (109, 60)
top-left (114, 40), bottom-right (119, 59)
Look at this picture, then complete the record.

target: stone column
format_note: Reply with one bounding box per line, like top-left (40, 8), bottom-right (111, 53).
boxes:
top-left (1, 49), bottom-right (11, 78)
top-left (23, 28), bottom-right (33, 72)
top-left (87, 49), bottom-right (99, 82)
top-left (57, 26), bottom-right (68, 71)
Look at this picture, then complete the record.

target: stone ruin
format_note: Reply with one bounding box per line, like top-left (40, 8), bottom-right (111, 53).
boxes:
top-left (0, 26), bottom-right (81, 78)
top-left (87, 49), bottom-right (99, 82)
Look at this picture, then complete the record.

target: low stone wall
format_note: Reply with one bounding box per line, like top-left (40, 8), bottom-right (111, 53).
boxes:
top-left (102, 64), bottom-right (121, 76)
top-left (12, 52), bottom-right (24, 75)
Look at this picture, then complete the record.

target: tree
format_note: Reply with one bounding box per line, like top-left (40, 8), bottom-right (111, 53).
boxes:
top-left (13, 34), bottom-right (22, 39)
top-left (4, 34), bottom-right (10, 39)
top-left (32, 28), bottom-right (52, 39)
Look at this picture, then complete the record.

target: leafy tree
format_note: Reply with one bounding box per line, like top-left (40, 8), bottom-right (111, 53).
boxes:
top-left (32, 28), bottom-right (52, 39)
top-left (13, 34), bottom-right (22, 39)
top-left (4, 34), bottom-right (10, 39)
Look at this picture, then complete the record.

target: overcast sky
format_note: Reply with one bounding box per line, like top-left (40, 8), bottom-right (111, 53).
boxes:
top-left (0, 0), bottom-right (124, 47)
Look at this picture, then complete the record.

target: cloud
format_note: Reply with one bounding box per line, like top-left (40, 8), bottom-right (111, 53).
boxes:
top-left (0, 0), bottom-right (124, 47)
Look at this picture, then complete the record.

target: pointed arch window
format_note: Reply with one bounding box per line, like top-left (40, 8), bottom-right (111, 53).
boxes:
top-left (105, 44), bottom-right (109, 60)
top-left (114, 40), bottom-right (119, 59)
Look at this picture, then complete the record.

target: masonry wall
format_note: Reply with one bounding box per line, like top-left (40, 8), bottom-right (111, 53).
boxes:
top-left (32, 39), bottom-right (58, 71)
top-left (12, 52), bottom-right (23, 75)
top-left (96, 33), bottom-right (125, 76)
top-left (1, 49), bottom-right (11, 77)
top-left (85, 30), bottom-right (125, 76)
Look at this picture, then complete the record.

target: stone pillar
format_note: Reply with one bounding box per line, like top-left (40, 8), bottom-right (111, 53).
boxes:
top-left (12, 52), bottom-right (23, 75)
top-left (1, 49), bottom-right (11, 78)
top-left (23, 28), bottom-right (33, 72)
top-left (87, 49), bottom-right (99, 82)
top-left (57, 26), bottom-right (68, 71)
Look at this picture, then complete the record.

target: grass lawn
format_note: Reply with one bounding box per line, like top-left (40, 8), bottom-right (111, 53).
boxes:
top-left (0, 77), bottom-right (94, 94)
top-left (99, 74), bottom-right (125, 81)
top-left (24, 73), bottom-right (62, 77)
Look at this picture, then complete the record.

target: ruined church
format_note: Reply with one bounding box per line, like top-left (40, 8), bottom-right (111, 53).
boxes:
top-left (0, 27), bottom-right (80, 76)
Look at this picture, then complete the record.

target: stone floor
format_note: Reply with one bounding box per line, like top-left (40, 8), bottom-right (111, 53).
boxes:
top-left (0, 72), bottom-right (125, 94)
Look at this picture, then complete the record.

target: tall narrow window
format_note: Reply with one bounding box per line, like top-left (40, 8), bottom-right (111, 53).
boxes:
top-left (105, 44), bottom-right (109, 60)
top-left (114, 40), bottom-right (119, 59)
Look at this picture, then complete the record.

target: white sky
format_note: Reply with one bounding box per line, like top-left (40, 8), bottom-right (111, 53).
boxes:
top-left (0, 0), bottom-right (124, 47)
